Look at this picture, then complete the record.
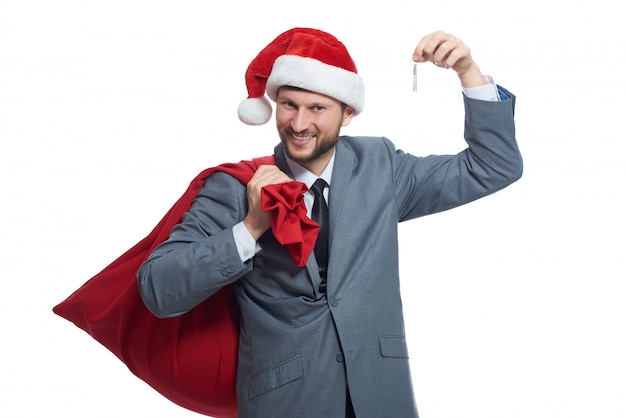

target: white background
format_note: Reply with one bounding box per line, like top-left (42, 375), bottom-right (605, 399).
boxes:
top-left (2, 1), bottom-right (625, 417)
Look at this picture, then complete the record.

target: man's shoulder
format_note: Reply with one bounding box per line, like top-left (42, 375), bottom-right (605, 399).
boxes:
top-left (338, 135), bottom-right (397, 157)
top-left (198, 169), bottom-right (247, 196)
top-left (339, 135), bottom-right (394, 149)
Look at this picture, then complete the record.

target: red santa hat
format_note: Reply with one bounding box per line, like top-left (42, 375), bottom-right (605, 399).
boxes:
top-left (237, 27), bottom-right (365, 125)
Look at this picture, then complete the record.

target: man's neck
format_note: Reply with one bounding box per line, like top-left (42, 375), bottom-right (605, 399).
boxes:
top-left (284, 148), bottom-right (336, 186)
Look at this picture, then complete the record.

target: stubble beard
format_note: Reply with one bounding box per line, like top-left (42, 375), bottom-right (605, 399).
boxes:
top-left (279, 124), bottom-right (341, 166)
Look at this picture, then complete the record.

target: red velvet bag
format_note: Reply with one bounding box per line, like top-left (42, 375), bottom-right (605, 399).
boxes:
top-left (53, 156), bottom-right (318, 417)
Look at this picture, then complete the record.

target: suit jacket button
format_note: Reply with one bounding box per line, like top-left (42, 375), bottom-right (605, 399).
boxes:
top-left (336, 353), bottom-right (344, 362)
top-left (330, 297), bottom-right (339, 306)
top-left (220, 265), bottom-right (235, 277)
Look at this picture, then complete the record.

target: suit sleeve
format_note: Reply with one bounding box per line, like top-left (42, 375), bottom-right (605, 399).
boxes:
top-left (137, 172), bottom-right (250, 318)
top-left (395, 87), bottom-right (523, 221)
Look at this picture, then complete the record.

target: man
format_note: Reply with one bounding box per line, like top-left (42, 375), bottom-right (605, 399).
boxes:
top-left (137, 27), bottom-right (522, 418)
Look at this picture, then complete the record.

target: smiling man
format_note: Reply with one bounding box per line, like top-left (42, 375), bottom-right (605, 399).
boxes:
top-left (137, 27), bottom-right (523, 418)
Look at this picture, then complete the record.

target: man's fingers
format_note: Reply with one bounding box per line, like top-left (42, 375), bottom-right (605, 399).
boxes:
top-left (248, 165), bottom-right (291, 193)
top-left (413, 31), bottom-right (473, 74)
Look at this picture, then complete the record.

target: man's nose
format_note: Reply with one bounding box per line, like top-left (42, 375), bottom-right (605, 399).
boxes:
top-left (290, 109), bottom-right (310, 132)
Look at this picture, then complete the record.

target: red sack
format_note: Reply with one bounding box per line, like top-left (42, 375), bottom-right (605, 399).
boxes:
top-left (53, 156), bottom-right (318, 417)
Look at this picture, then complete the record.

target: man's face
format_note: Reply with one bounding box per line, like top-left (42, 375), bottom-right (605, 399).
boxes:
top-left (276, 87), bottom-right (354, 175)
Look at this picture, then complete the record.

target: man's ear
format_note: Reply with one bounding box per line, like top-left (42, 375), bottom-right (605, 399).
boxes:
top-left (341, 106), bottom-right (356, 127)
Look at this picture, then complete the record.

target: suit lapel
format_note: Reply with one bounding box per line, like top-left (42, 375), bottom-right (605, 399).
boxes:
top-left (328, 140), bottom-right (355, 235)
top-left (327, 141), bottom-right (356, 275)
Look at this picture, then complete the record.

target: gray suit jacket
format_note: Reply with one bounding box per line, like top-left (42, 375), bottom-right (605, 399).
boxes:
top-left (138, 91), bottom-right (522, 418)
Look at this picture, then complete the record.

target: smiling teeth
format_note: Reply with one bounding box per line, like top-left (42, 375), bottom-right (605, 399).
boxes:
top-left (292, 134), bottom-right (314, 141)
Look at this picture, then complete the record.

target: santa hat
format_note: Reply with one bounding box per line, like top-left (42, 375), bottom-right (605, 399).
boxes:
top-left (237, 27), bottom-right (365, 125)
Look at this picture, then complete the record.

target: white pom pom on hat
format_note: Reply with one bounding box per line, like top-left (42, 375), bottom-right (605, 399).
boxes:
top-left (237, 97), bottom-right (273, 126)
top-left (237, 27), bottom-right (365, 126)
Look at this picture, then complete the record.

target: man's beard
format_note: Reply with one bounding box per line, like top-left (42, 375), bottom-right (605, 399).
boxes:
top-left (279, 124), bottom-right (341, 165)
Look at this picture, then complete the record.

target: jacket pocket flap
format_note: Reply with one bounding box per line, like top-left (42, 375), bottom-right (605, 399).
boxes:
top-left (379, 336), bottom-right (409, 359)
top-left (248, 354), bottom-right (303, 399)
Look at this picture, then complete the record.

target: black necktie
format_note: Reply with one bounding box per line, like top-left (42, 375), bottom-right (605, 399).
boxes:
top-left (310, 178), bottom-right (329, 292)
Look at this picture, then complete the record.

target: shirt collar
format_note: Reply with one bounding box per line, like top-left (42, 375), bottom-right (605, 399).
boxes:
top-left (284, 149), bottom-right (335, 189)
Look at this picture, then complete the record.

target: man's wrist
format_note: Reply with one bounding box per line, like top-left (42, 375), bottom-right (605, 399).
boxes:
top-left (458, 63), bottom-right (485, 89)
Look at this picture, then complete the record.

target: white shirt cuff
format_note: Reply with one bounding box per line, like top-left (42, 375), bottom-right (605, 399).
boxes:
top-left (232, 222), bottom-right (261, 262)
top-left (462, 75), bottom-right (499, 101)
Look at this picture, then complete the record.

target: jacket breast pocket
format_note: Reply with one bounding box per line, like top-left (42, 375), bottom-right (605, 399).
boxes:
top-left (379, 335), bottom-right (410, 359)
top-left (248, 354), bottom-right (303, 400)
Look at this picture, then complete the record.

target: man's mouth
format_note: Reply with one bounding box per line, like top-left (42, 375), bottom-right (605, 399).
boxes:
top-left (289, 132), bottom-right (316, 142)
